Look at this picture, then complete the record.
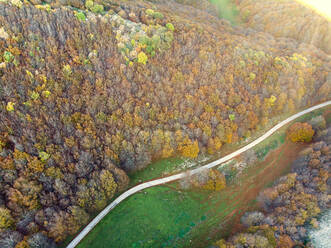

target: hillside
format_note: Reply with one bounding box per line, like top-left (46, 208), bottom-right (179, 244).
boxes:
top-left (237, 0), bottom-right (331, 54)
top-left (0, 0), bottom-right (330, 246)
top-left (215, 120), bottom-right (331, 247)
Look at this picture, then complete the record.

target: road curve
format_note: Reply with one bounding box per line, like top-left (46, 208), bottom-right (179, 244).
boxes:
top-left (67, 100), bottom-right (331, 248)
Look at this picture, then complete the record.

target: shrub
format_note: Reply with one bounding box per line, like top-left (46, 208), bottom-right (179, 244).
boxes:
top-left (153, 12), bottom-right (164, 19)
top-left (38, 151), bottom-right (50, 162)
top-left (30, 91), bottom-right (40, 100)
top-left (91, 4), bottom-right (104, 14)
top-left (85, 0), bottom-right (93, 9)
top-left (166, 23), bottom-right (175, 31)
top-left (145, 9), bottom-right (154, 16)
top-left (75, 12), bottom-right (86, 22)
top-left (3, 51), bottom-right (14, 62)
top-left (287, 122), bottom-right (314, 143)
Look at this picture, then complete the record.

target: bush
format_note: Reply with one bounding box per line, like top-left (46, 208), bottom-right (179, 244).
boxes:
top-left (166, 23), bottom-right (175, 31)
top-left (75, 11), bottom-right (86, 22)
top-left (287, 122), bottom-right (314, 143)
top-left (91, 4), bottom-right (104, 14)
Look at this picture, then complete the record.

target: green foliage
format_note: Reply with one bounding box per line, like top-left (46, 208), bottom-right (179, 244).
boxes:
top-left (229, 114), bottom-right (235, 121)
top-left (38, 151), bottom-right (50, 162)
top-left (75, 11), bottom-right (86, 22)
top-left (3, 51), bottom-right (14, 63)
top-left (91, 4), bottom-right (104, 14)
top-left (166, 23), bottom-right (175, 31)
top-left (153, 11), bottom-right (164, 19)
top-left (255, 139), bottom-right (278, 160)
top-left (30, 91), bottom-right (40, 100)
top-left (209, 0), bottom-right (239, 25)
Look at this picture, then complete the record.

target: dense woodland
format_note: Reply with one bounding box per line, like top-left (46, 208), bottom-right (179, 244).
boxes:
top-left (237, 0), bottom-right (331, 55)
top-left (0, 0), bottom-right (330, 246)
top-left (214, 121), bottom-right (331, 248)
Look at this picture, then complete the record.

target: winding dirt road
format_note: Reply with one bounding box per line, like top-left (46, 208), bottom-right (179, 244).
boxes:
top-left (67, 100), bottom-right (331, 248)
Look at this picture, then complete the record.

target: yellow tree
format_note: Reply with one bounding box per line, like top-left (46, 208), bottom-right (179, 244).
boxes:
top-left (177, 137), bottom-right (199, 159)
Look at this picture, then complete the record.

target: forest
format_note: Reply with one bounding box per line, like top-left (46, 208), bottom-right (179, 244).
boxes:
top-left (0, 0), bottom-right (330, 247)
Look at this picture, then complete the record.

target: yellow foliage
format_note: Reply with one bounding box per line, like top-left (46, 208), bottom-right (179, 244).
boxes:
top-left (226, 132), bottom-right (232, 144)
top-left (162, 143), bottom-right (174, 158)
top-left (45, 167), bottom-right (63, 179)
top-left (100, 170), bottom-right (117, 198)
top-left (177, 137), bottom-right (199, 158)
top-left (42, 90), bottom-right (51, 98)
top-left (0, 207), bottom-right (14, 228)
top-left (28, 157), bottom-right (44, 173)
top-left (207, 137), bottom-right (223, 154)
top-left (6, 101), bottom-right (15, 112)
top-left (137, 52), bottom-right (148, 65)
top-left (0, 138), bottom-right (5, 152)
top-left (25, 69), bottom-right (34, 79)
top-left (203, 170), bottom-right (226, 191)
